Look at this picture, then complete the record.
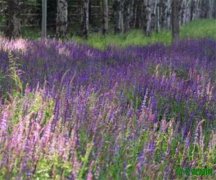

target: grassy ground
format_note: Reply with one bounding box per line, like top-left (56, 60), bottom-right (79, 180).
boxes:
top-left (180, 19), bottom-right (216, 39)
top-left (19, 19), bottom-right (216, 49)
top-left (78, 19), bottom-right (216, 49)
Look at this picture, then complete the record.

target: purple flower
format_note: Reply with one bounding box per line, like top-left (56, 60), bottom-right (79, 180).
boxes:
top-left (0, 109), bottom-right (9, 140)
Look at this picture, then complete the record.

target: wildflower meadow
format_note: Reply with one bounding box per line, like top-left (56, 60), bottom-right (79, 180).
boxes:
top-left (0, 37), bottom-right (216, 179)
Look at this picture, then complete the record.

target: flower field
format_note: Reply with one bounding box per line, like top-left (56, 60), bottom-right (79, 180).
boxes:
top-left (0, 38), bottom-right (216, 179)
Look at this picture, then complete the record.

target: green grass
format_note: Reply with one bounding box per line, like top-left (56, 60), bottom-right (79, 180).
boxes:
top-left (9, 19), bottom-right (216, 49)
top-left (21, 28), bottom-right (41, 39)
top-left (76, 19), bottom-right (216, 49)
top-left (20, 28), bottom-right (171, 49)
top-left (180, 19), bottom-right (216, 39)
top-left (72, 30), bottom-right (171, 49)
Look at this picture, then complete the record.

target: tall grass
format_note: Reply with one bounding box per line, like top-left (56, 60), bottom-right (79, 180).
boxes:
top-left (0, 52), bottom-right (23, 100)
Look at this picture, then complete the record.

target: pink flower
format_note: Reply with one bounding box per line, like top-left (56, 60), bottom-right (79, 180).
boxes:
top-left (86, 162), bottom-right (94, 180)
top-left (0, 108), bottom-right (9, 142)
top-left (160, 118), bottom-right (168, 132)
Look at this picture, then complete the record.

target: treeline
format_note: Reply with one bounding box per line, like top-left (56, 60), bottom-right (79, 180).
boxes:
top-left (1, 0), bottom-right (216, 40)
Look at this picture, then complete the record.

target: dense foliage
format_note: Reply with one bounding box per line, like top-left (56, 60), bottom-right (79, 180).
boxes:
top-left (0, 37), bottom-right (216, 179)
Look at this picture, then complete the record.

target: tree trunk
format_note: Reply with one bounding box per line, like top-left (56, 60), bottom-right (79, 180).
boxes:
top-left (152, 0), bottom-right (159, 33)
top-left (123, 0), bottom-right (132, 32)
top-left (56, 0), bottom-right (68, 38)
top-left (200, 0), bottom-right (208, 18)
top-left (102, 0), bottom-right (109, 34)
top-left (158, 0), bottom-right (170, 29)
top-left (191, 0), bottom-right (201, 20)
top-left (171, 0), bottom-right (180, 42)
top-left (132, 0), bottom-right (138, 28)
top-left (182, 0), bottom-right (191, 24)
top-left (4, 0), bottom-right (22, 39)
top-left (129, 0), bottom-right (135, 31)
top-left (156, 1), bottom-right (161, 32)
top-left (180, 0), bottom-right (190, 25)
top-left (144, 0), bottom-right (152, 36)
top-left (213, 0), bottom-right (216, 18)
top-left (81, 0), bottom-right (89, 38)
top-left (167, 0), bottom-right (172, 29)
top-left (134, 0), bottom-right (142, 29)
top-left (113, 0), bottom-right (124, 33)
top-left (208, 0), bottom-right (214, 18)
